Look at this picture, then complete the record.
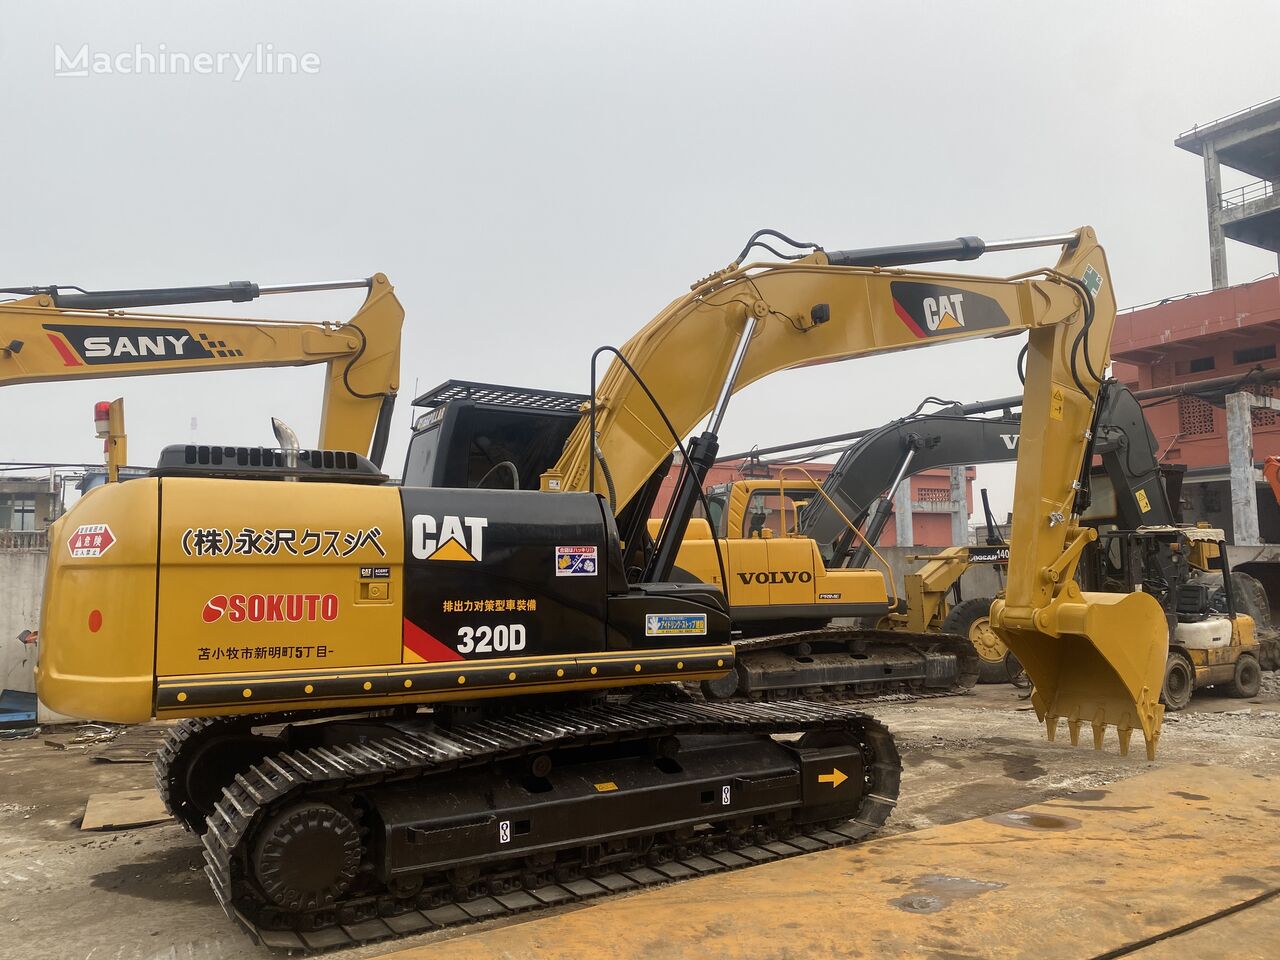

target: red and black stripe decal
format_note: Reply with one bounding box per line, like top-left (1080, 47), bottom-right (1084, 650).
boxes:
top-left (46, 332), bottom-right (83, 366)
top-left (403, 618), bottom-right (465, 662)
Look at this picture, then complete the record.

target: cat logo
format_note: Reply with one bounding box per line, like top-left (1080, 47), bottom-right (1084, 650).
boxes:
top-left (412, 515), bottom-right (488, 562)
top-left (922, 293), bottom-right (966, 331)
top-left (890, 281), bottom-right (1009, 340)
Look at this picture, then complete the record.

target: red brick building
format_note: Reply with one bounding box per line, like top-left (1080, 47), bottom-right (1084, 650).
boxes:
top-left (1111, 276), bottom-right (1280, 540)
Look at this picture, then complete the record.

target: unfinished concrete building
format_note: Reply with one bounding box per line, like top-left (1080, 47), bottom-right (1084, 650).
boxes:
top-left (1176, 96), bottom-right (1280, 288)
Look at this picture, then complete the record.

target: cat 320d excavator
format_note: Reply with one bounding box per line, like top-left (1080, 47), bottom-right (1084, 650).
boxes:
top-left (35, 226), bottom-right (1168, 950)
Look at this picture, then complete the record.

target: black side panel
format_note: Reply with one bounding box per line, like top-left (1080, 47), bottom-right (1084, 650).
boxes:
top-left (605, 582), bottom-right (732, 651)
top-left (399, 488), bottom-right (611, 661)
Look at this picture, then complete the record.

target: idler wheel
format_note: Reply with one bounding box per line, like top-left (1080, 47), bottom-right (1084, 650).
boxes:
top-left (252, 802), bottom-right (363, 912)
top-left (701, 663), bottom-right (745, 700)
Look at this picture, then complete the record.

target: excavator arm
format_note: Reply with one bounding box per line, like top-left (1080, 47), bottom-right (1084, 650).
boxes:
top-left (0, 275), bottom-right (403, 464)
top-left (549, 237), bottom-right (1089, 509)
top-left (796, 408), bottom-right (1023, 567)
top-left (549, 226), bottom-right (1167, 757)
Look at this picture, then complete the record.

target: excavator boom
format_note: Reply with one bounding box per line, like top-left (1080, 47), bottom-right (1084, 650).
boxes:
top-left (549, 236), bottom-right (1080, 509)
top-left (0, 275), bottom-right (404, 463)
top-left (549, 227), bottom-right (1167, 756)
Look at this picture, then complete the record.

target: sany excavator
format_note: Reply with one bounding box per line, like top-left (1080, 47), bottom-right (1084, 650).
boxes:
top-left (35, 227), bottom-right (1168, 950)
top-left (0, 275), bottom-right (404, 464)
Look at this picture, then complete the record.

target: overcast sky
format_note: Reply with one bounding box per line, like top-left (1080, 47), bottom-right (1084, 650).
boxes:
top-left (3, 1), bottom-right (1278, 516)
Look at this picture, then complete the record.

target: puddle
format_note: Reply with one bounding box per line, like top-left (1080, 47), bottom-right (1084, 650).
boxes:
top-left (889, 875), bottom-right (1007, 914)
top-left (984, 811), bottom-right (1081, 832)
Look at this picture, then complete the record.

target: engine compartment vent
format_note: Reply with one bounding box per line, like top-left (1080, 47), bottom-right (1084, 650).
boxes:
top-left (152, 444), bottom-right (387, 484)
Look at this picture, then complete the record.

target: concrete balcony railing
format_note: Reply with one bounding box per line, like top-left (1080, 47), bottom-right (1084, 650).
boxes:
top-left (0, 529), bottom-right (49, 550)
top-left (1220, 178), bottom-right (1275, 210)
top-left (911, 500), bottom-right (964, 514)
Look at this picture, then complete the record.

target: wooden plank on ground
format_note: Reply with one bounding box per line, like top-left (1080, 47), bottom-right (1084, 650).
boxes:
top-left (81, 788), bottom-right (171, 830)
top-left (376, 764), bottom-right (1280, 960)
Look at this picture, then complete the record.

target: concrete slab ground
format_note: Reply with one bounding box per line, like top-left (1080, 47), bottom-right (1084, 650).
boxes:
top-left (380, 765), bottom-right (1280, 960)
top-left (0, 684), bottom-right (1276, 960)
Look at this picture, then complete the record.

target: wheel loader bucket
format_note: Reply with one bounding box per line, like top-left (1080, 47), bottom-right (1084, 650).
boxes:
top-left (991, 588), bottom-right (1168, 760)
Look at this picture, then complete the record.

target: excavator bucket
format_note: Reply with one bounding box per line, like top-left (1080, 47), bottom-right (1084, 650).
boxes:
top-left (992, 587), bottom-right (1167, 760)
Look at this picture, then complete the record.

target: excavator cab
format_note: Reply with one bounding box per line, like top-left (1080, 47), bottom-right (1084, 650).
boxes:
top-left (402, 380), bottom-right (586, 491)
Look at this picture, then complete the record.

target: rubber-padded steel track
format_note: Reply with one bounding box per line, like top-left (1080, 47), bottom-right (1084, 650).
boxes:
top-left (199, 697), bottom-right (900, 952)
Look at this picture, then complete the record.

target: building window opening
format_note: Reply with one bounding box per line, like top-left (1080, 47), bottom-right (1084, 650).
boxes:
top-left (4, 497), bottom-right (36, 531)
top-left (1232, 344), bottom-right (1276, 365)
top-left (1175, 355), bottom-right (1216, 375)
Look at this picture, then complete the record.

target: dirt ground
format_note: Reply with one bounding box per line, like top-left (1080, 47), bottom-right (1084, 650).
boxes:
top-left (1, 683), bottom-right (1277, 960)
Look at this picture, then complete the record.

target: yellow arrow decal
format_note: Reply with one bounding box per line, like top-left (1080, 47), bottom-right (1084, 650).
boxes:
top-left (818, 768), bottom-right (847, 788)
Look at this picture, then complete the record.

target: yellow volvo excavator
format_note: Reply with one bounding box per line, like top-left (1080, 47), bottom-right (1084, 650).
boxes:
top-left (34, 226), bottom-right (1168, 950)
top-left (0, 275), bottom-right (404, 464)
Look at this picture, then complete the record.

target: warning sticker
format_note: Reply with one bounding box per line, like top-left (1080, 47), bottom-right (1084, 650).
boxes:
top-left (1136, 489), bottom-right (1152, 513)
top-left (645, 613), bottom-right (708, 637)
top-left (555, 545), bottom-right (598, 577)
top-left (68, 523), bottom-right (115, 558)
top-left (1082, 264), bottom-right (1105, 297)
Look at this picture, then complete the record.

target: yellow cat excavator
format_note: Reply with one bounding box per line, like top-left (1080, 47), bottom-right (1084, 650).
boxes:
top-left (0, 275), bottom-right (403, 464)
top-left (35, 226), bottom-right (1168, 950)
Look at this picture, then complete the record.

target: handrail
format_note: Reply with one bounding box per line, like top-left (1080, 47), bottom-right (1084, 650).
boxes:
top-left (1220, 178), bottom-right (1275, 209)
top-left (1119, 273), bottom-right (1280, 313)
top-left (1178, 94), bottom-right (1280, 139)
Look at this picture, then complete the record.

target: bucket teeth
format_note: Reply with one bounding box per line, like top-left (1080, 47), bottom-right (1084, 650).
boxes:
top-left (1036, 704), bottom-right (1157, 759)
top-left (1067, 708), bottom-right (1082, 746)
top-left (1116, 727), bottom-right (1132, 757)
top-left (1091, 709), bottom-right (1107, 751)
